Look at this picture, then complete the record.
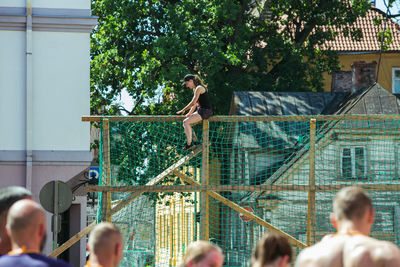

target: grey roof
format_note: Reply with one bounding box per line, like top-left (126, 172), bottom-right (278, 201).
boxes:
top-left (229, 91), bottom-right (347, 116)
top-left (229, 92), bottom-right (347, 149)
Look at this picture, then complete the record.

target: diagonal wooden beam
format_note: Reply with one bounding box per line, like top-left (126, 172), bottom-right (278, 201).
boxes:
top-left (111, 146), bottom-right (203, 215)
top-left (173, 170), bottom-right (306, 248)
top-left (48, 221), bottom-right (96, 258)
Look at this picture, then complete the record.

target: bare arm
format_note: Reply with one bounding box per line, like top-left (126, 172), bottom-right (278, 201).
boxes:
top-left (176, 86), bottom-right (205, 114)
top-left (185, 104), bottom-right (197, 118)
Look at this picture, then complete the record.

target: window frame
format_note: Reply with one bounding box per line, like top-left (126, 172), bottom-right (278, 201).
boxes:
top-left (392, 67), bottom-right (400, 94)
top-left (340, 146), bottom-right (367, 179)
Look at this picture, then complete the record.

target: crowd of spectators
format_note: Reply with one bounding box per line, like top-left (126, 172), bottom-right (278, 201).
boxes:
top-left (0, 186), bottom-right (399, 266)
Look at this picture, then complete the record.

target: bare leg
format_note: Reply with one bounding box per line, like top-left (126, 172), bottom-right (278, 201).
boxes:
top-left (183, 112), bottom-right (202, 145)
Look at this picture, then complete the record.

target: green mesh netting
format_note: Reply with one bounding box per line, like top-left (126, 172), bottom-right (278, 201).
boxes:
top-left (97, 115), bottom-right (400, 267)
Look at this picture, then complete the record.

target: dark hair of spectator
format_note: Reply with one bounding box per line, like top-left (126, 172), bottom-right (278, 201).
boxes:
top-left (0, 186), bottom-right (32, 215)
top-left (252, 232), bottom-right (292, 266)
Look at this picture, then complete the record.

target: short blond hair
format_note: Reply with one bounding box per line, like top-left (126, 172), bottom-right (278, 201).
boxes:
top-left (88, 222), bottom-right (122, 254)
top-left (181, 240), bottom-right (222, 266)
top-left (333, 186), bottom-right (372, 221)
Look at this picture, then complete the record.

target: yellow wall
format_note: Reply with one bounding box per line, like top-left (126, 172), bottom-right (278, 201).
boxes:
top-left (322, 53), bottom-right (400, 92)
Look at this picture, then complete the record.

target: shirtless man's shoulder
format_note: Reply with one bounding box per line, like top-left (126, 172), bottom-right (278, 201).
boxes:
top-left (295, 235), bottom-right (344, 267)
top-left (296, 234), bottom-right (400, 267)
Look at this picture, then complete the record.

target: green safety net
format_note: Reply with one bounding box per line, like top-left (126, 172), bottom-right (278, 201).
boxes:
top-left (97, 115), bottom-right (400, 267)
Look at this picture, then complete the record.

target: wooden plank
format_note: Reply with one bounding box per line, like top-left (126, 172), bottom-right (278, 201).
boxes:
top-left (82, 115), bottom-right (400, 123)
top-left (48, 221), bottom-right (96, 258)
top-left (200, 120), bottom-right (210, 241)
top-left (82, 115), bottom-right (185, 122)
top-left (110, 146), bottom-right (203, 215)
top-left (102, 118), bottom-right (111, 222)
top-left (88, 184), bottom-right (400, 193)
top-left (173, 170), bottom-right (306, 249)
top-left (307, 119), bottom-right (316, 246)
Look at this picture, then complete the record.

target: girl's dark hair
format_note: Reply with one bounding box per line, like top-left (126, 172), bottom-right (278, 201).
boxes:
top-left (193, 75), bottom-right (207, 89)
top-left (252, 232), bottom-right (292, 266)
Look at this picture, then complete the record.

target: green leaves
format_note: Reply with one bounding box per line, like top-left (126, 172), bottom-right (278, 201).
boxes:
top-left (91, 0), bottom-right (372, 115)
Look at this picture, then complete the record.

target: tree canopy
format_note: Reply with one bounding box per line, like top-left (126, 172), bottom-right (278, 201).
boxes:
top-left (91, 0), bottom-right (371, 115)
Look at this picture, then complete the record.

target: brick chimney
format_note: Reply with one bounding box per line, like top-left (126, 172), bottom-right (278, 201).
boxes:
top-left (351, 61), bottom-right (377, 94)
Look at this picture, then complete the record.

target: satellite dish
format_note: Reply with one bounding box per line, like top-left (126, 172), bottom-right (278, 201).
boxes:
top-left (39, 180), bottom-right (72, 214)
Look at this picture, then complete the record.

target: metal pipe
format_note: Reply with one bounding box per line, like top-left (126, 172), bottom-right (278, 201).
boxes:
top-left (25, 0), bottom-right (33, 191)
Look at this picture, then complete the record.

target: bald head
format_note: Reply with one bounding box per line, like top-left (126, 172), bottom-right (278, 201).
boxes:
top-left (88, 222), bottom-right (123, 267)
top-left (6, 199), bottom-right (46, 251)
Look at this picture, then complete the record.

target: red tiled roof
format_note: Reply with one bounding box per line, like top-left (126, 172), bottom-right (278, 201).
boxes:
top-left (322, 7), bottom-right (400, 52)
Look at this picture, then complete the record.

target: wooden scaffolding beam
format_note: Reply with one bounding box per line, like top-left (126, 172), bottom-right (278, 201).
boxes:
top-left (48, 221), bottom-right (96, 258)
top-left (101, 118), bottom-right (112, 222)
top-left (82, 114), bottom-right (400, 122)
top-left (200, 120), bottom-right (210, 240)
top-left (87, 183), bottom-right (400, 193)
top-left (307, 119), bottom-right (316, 246)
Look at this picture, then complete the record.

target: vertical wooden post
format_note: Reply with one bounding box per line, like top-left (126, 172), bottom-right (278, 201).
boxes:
top-left (307, 118), bottom-right (316, 246)
top-left (101, 118), bottom-right (112, 222)
top-left (172, 199), bottom-right (176, 266)
top-left (181, 197), bottom-right (185, 257)
top-left (200, 120), bottom-right (210, 241)
top-left (169, 204), bottom-right (173, 265)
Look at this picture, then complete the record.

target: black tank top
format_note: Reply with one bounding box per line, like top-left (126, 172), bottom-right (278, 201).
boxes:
top-left (198, 90), bottom-right (212, 110)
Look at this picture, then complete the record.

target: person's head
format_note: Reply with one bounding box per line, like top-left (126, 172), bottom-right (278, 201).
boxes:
top-left (182, 74), bottom-right (206, 89)
top-left (181, 240), bottom-right (224, 267)
top-left (0, 186), bottom-right (32, 254)
top-left (87, 222), bottom-right (124, 267)
top-left (6, 199), bottom-right (46, 252)
top-left (252, 232), bottom-right (292, 267)
top-left (331, 186), bottom-right (374, 233)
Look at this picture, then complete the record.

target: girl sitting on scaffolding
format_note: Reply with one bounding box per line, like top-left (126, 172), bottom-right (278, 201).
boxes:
top-left (176, 74), bottom-right (213, 150)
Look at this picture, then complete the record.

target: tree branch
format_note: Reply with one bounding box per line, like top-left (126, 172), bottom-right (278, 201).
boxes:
top-left (129, 96), bottom-right (144, 115)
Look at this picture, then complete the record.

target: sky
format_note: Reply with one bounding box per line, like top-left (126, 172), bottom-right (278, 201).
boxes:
top-left (375, 0), bottom-right (400, 16)
top-left (120, 89), bottom-right (133, 114)
top-left (118, 0), bottom-right (399, 114)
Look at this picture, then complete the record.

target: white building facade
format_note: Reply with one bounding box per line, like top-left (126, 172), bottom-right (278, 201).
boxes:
top-left (0, 1), bottom-right (96, 266)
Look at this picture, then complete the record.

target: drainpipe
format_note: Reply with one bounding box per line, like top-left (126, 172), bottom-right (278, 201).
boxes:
top-left (25, 0), bottom-right (33, 191)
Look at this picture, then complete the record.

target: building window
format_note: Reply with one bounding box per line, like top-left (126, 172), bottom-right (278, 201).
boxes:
top-left (341, 147), bottom-right (366, 178)
top-left (393, 68), bottom-right (400, 94)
